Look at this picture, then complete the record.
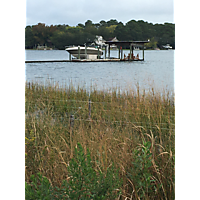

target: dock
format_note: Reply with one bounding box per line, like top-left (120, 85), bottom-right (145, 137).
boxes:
top-left (25, 40), bottom-right (149, 63)
top-left (25, 58), bottom-right (144, 63)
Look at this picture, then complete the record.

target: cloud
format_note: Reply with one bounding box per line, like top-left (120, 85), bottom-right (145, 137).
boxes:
top-left (26, 0), bottom-right (174, 26)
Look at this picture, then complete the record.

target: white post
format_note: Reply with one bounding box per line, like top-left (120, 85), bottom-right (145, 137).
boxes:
top-left (104, 45), bottom-right (107, 59)
top-left (85, 44), bottom-right (87, 59)
top-left (78, 45), bottom-right (80, 59)
top-left (98, 46), bottom-right (100, 59)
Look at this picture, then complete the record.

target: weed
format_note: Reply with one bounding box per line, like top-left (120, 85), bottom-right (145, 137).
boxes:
top-left (25, 143), bottom-right (122, 200)
top-left (25, 173), bottom-right (52, 200)
top-left (127, 141), bottom-right (158, 199)
top-left (25, 81), bottom-right (175, 199)
top-left (62, 143), bottom-right (122, 199)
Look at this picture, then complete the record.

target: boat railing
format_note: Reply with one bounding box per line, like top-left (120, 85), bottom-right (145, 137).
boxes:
top-left (65, 45), bottom-right (103, 49)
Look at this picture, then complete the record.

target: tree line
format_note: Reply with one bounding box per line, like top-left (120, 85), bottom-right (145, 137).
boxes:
top-left (25, 19), bottom-right (175, 50)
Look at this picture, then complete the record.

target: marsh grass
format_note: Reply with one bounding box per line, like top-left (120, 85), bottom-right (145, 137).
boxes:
top-left (25, 81), bottom-right (175, 199)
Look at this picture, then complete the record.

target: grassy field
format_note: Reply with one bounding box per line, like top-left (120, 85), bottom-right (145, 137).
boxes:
top-left (25, 81), bottom-right (175, 199)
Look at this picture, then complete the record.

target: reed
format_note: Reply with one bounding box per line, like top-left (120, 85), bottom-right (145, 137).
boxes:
top-left (25, 80), bottom-right (175, 199)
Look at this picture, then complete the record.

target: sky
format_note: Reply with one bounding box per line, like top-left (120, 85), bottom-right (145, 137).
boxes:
top-left (26, 0), bottom-right (174, 26)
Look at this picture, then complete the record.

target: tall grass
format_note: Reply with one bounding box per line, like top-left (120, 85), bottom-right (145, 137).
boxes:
top-left (25, 81), bottom-right (175, 199)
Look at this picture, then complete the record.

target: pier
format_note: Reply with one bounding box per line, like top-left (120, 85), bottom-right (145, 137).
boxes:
top-left (104, 40), bottom-right (149, 61)
top-left (25, 40), bottom-right (149, 63)
top-left (25, 58), bottom-right (144, 63)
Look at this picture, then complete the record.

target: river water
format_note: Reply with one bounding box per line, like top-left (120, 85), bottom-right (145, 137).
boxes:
top-left (25, 50), bottom-right (174, 94)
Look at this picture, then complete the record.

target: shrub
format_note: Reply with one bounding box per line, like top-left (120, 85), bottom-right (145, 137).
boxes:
top-left (127, 141), bottom-right (159, 199)
top-left (25, 173), bottom-right (52, 200)
top-left (25, 143), bottom-right (122, 200)
top-left (60, 142), bottom-right (122, 199)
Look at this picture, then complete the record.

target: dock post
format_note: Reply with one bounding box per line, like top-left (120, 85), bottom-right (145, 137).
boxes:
top-left (104, 45), bottom-right (107, 59)
top-left (85, 44), bottom-right (87, 59)
top-left (98, 46), bottom-right (100, 59)
top-left (118, 47), bottom-right (120, 59)
top-left (108, 44), bottom-right (110, 59)
top-left (78, 45), bottom-right (80, 59)
top-left (142, 44), bottom-right (144, 61)
top-left (121, 47), bottom-right (123, 59)
top-left (130, 44), bottom-right (132, 60)
top-left (69, 53), bottom-right (71, 61)
top-left (131, 45), bottom-right (133, 57)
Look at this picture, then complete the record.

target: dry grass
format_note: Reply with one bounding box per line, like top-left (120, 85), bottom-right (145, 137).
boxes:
top-left (25, 81), bottom-right (175, 199)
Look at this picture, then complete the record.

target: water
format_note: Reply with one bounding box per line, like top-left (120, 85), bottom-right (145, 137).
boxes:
top-left (25, 50), bottom-right (174, 93)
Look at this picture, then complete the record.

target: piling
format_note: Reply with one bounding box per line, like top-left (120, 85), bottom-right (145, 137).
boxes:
top-left (97, 46), bottom-right (100, 59)
top-left (130, 45), bottom-right (132, 59)
top-left (108, 44), bottom-right (110, 59)
top-left (85, 44), bottom-right (87, 59)
top-left (69, 53), bottom-right (71, 61)
top-left (142, 44), bottom-right (144, 61)
top-left (121, 47), bottom-right (123, 60)
top-left (104, 45), bottom-right (107, 59)
top-left (78, 45), bottom-right (80, 59)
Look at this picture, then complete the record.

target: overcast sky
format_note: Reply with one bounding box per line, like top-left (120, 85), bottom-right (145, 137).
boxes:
top-left (26, 0), bottom-right (174, 26)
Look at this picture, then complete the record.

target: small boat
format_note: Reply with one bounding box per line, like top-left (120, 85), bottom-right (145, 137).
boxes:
top-left (65, 46), bottom-right (103, 59)
top-left (162, 44), bottom-right (172, 50)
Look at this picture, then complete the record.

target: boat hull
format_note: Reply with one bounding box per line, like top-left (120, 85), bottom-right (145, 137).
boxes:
top-left (65, 47), bottom-right (103, 59)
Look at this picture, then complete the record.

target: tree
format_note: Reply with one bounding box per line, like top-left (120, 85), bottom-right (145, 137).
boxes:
top-left (85, 20), bottom-right (93, 27)
top-left (145, 37), bottom-right (158, 49)
top-left (78, 23), bottom-right (85, 28)
top-left (113, 22), bottom-right (125, 40)
top-left (125, 20), bottom-right (142, 40)
top-left (25, 19), bottom-right (175, 49)
top-left (32, 23), bottom-right (49, 46)
top-left (106, 25), bottom-right (117, 39)
top-left (25, 26), bottom-right (35, 49)
top-left (99, 20), bottom-right (107, 27)
top-left (107, 19), bottom-right (118, 26)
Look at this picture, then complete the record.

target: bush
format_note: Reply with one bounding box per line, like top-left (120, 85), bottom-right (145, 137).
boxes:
top-left (25, 143), bottom-right (122, 200)
top-left (58, 142), bottom-right (122, 199)
top-left (127, 141), bottom-right (160, 199)
top-left (25, 173), bottom-right (52, 200)
top-left (25, 82), bottom-right (175, 199)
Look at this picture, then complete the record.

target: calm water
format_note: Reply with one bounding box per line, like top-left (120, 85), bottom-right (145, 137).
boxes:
top-left (25, 50), bottom-right (174, 93)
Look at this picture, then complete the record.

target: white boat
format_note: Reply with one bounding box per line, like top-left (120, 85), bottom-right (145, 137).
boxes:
top-left (162, 44), bottom-right (172, 50)
top-left (65, 46), bottom-right (103, 59)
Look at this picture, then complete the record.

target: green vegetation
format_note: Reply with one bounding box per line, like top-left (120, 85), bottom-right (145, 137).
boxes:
top-left (25, 81), bottom-right (175, 199)
top-left (25, 19), bottom-right (175, 50)
top-left (25, 143), bottom-right (121, 200)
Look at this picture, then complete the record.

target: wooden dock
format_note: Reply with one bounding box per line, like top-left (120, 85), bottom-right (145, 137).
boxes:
top-left (25, 58), bottom-right (144, 63)
top-left (25, 40), bottom-right (149, 63)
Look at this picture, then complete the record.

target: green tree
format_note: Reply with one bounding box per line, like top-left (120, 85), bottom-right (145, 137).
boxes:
top-left (32, 23), bottom-right (47, 45)
top-left (113, 22), bottom-right (125, 40)
top-left (125, 20), bottom-right (142, 40)
top-left (50, 30), bottom-right (69, 49)
top-left (145, 37), bottom-right (158, 49)
top-left (25, 19), bottom-right (175, 49)
top-left (25, 26), bottom-right (35, 49)
top-left (106, 19), bottom-right (118, 26)
top-left (85, 20), bottom-right (93, 27)
top-left (99, 20), bottom-right (107, 27)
